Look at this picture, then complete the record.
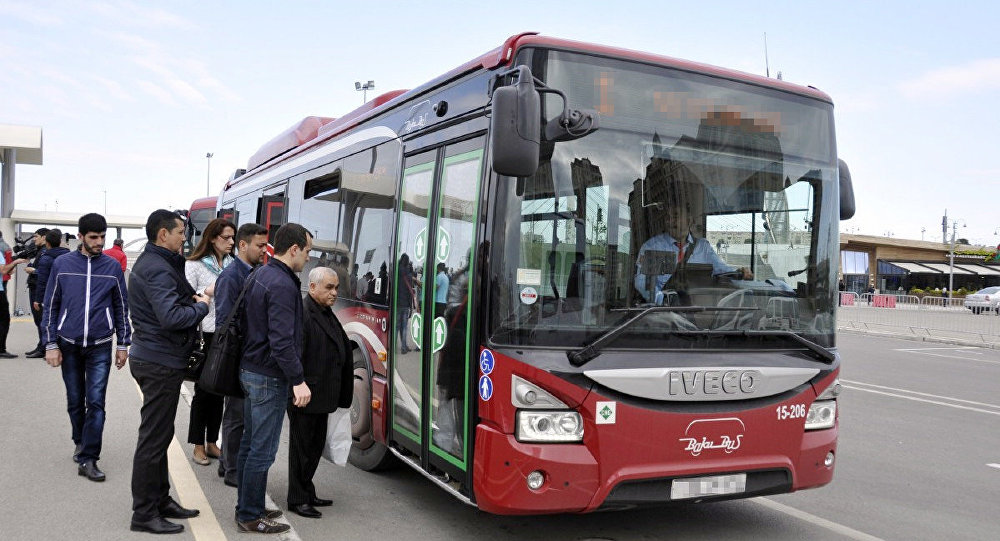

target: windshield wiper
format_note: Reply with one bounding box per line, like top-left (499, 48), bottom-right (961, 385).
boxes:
top-left (654, 329), bottom-right (835, 364)
top-left (566, 306), bottom-right (755, 367)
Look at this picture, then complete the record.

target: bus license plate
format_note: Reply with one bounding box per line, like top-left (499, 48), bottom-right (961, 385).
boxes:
top-left (670, 474), bottom-right (747, 500)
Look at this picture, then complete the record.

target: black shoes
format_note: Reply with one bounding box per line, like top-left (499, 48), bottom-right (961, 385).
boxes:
top-left (78, 460), bottom-right (105, 482)
top-left (158, 498), bottom-right (199, 519)
top-left (223, 475), bottom-right (238, 487)
top-left (237, 517), bottom-right (290, 534)
top-left (310, 497), bottom-right (333, 507)
top-left (24, 349), bottom-right (43, 358)
top-left (0, 351), bottom-right (17, 358)
top-left (130, 517), bottom-right (184, 534)
top-left (73, 443), bottom-right (83, 462)
top-left (290, 503), bottom-right (321, 518)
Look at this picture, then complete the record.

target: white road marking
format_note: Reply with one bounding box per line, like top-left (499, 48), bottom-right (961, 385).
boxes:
top-left (987, 463), bottom-right (1000, 470)
top-left (842, 384), bottom-right (1000, 416)
top-left (755, 498), bottom-right (885, 541)
top-left (890, 347), bottom-right (1000, 364)
top-left (841, 380), bottom-right (1000, 410)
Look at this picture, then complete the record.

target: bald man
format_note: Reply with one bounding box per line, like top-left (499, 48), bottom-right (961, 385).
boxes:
top-left (287, 266), bottom-right (353, 519)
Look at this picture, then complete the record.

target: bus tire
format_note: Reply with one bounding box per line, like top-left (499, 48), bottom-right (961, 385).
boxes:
top-left (348, 346), bottom-right (396, 472)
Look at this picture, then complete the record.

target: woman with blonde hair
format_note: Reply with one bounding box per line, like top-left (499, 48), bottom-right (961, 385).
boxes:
top-left (185, 218), bottom-right (236, 465)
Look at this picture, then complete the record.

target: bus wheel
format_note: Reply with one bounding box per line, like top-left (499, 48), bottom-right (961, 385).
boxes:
top-left (348, 347), bottom-right (396, 472)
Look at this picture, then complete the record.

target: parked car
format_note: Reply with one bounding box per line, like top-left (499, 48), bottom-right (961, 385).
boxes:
top-left (963, 286), bottom-right (1000, 314)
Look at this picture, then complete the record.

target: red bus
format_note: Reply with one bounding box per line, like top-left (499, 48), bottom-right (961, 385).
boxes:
top-left (183, 196), bottom-right (220, 255)
top-left (217, 32), bottom-right (854, 513)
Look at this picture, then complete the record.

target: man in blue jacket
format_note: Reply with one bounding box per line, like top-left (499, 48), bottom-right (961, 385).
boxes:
top-left (41, 214), bottom-right (131, 482)
top-left (33, 229), bottom-right (70, 316)
top-left (236, 222), bottom-right (312, 535)
top-left (127, 209), bottom-right (210, 535)
top-left (214, 222), bottom-right (268, 488)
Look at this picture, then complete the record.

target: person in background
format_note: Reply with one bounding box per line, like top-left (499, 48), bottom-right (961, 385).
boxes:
top-left (24, 227), bottom-right (50, 358)
top-left (0, 231), bottom-right (12, 289)
top-left (287, 266), bottom-right (352, 519)
top-left (236, 223), bottom-right (312, 534)
top-left (33, 229), bottom-right (70, 323)
top-left (127, 209), bottom-right (209, 535)
top-left (434, 262), bottom-right (449, 316)
top-left (184, 218), bottom-right (236, 467)
top-left (214, 223), bottom-right (269, 488)
top-left (105, 238), bottom-right (128, 271)
top-left (41, 214), bottom-right (130, 482)
top-left (0, 253), bottom-right (28, 359)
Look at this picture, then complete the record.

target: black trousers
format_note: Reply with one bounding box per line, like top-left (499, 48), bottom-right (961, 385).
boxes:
top-left (219, 395), bottom-right (244, 481)
top-left (130, 359), bottom-right (186, 522)
top-left (0, 289), bottom-right (10, 351)
top-left (29, 287), bottom-right (43, 350)
top-left (187, 333), bottom-right (224, 446)
top-left (286, 408), bottom-right (329, 505)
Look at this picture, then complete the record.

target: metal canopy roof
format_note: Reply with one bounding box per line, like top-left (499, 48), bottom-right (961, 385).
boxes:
top-left (919, 262), bottom-right (975, 275)
top-left (956, 264), bottom-right (1000, 276)
top-left (0, 124), bottom-right (43, 165)
top-left (883, 261), bottom-right (941, 274)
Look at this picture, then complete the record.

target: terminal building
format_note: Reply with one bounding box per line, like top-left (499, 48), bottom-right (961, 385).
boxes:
top-left (839, 233), bottom-right (1000, 294)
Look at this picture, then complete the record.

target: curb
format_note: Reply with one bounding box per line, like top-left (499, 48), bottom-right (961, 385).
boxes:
top-left (837, 326), bottom-right (1000, 349)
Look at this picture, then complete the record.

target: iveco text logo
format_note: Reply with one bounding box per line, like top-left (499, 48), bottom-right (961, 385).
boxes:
top-left (668, 370), bottom-right (760, 397)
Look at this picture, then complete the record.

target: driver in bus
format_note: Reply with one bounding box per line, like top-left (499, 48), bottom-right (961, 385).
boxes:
top-left (634, 189), bottom-right (751, 305)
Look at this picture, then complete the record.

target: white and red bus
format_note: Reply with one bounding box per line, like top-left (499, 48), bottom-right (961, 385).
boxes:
top-left (215, 32), bottom-right (854, 513)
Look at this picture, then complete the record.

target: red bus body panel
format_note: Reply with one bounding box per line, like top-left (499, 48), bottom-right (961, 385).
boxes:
top-left (473, 350), bottom-right (837, 514)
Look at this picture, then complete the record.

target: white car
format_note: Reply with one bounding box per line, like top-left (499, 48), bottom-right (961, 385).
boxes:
top-left (964, 286), bottom-right (1000, 314)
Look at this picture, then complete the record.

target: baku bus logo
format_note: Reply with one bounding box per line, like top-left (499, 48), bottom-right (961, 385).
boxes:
top-left (679, 418), bottom-right (745, 457)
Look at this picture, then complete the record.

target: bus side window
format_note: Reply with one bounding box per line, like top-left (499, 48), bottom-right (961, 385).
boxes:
top-left (343, 141), bottom-right (399, 305)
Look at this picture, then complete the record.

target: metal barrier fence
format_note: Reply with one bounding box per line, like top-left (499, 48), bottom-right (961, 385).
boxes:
top-left (838, 294), bottom-right (1000, 344)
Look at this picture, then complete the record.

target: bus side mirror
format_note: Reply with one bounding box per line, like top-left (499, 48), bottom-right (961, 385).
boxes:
top-left (490, 66), bottom-right (540, 178)
top-left (839, 159), bottom-right (855, 220)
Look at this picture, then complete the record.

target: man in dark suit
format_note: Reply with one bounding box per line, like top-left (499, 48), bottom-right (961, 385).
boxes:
top-left (287, 266), bottom-right (353, 519)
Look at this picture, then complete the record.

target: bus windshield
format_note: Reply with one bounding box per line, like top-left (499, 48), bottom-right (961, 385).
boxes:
top-left (490, 50), bottom-right (840, 351)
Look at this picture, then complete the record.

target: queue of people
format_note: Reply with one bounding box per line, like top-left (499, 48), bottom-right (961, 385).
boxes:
top-left (17, 210), bottom-right (353, 535)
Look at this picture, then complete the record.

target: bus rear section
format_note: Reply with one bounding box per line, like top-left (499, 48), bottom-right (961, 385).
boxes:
top-left (472, 348), bottom-right (839, 513)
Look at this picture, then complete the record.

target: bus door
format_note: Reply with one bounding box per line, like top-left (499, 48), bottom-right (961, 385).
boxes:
top-left (391, 136), bottom-right (485, 481)
top-left (259, 184), bottom-right (287, 253)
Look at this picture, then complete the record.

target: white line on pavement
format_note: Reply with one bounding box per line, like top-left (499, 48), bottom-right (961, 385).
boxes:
top-left (987, 464), bottom-right (1000, 470)
top-left (841, 380), bottom-right (1000, 410)
top-left (842, 385), bottom-right (1000, 416)
top-left (890, 348), bottom-right (1000, 364)
top-left (754, 498), bottom-right (886, 541)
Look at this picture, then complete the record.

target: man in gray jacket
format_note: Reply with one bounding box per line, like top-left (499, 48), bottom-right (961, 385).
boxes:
top-left (127, 209), bottom-right (209, 535)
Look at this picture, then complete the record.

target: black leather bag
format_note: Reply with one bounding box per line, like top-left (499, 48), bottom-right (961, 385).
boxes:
top-left (199, 269), bottom-right (258, 397)
top-left (184, 332), bottom-right (206, 382)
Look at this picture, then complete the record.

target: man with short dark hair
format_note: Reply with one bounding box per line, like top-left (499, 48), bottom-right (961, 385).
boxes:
top-left (127, 209), bottom-right (209, 535)
top-left (236, 223), bottom-right (312, 534)
top-left (214, 223), bottom-right (268, 487)
top-left (25, 227), bottom-right (50, 358)
top-left (41, 214), bottom-right (130, 481)
top-left (105, 238), bottom-right (128, 271)
top-left (33, 229), bottom-right (70, 317)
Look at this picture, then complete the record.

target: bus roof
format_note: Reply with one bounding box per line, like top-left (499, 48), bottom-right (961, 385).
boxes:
top-left (226, 32), bottom-right (833, 192)
top-left (189, 196), bottom-right (217, 211)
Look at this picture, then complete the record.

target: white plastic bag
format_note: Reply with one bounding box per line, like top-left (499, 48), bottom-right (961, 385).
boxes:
top-left (323, 407), bottom-right (352, 467)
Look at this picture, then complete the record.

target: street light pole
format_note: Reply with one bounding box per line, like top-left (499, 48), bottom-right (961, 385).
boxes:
top-left (355, 80), bottom-right (375, 103)
top-left (205, 152), bottom-right (214, 197)
top-left (948, 219), bottom-right (966, 298)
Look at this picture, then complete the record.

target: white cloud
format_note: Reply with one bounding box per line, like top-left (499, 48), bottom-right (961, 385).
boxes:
top-left (0, 0), bottom-right (65, 26)
top-left (899, 58), bottom-right (1000, 100)
top-left (137, 80), bottom-right (177, 107)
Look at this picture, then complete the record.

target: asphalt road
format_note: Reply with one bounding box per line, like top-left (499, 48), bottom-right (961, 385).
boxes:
top-left (1, 319), bottom-right (998, 540)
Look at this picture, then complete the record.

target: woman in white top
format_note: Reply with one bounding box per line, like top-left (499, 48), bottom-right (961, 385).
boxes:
top-left (185, 218), bottom-right (235, 465)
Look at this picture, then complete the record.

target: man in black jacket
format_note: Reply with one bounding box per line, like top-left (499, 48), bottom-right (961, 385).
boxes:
top-left (127, 210), bottom-right (210, 535)
top-left (287, 266), bottom-right (353, 519)
top-left (24, 227), bottom-right (49, 358)
top-left (236, 223), bottom-right (312, 534)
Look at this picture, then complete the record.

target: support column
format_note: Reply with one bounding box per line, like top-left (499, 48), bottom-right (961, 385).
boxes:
top-left (1, 148), bottom-right (14, 218)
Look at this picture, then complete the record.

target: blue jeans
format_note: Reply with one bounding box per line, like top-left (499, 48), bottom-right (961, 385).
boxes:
top-left (236, 369), bottom-right (288, 522)
top-left (59, 341), bottom-right (112, 463)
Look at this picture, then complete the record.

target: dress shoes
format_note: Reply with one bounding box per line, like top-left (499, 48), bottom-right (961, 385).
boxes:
top-left (290, 503), bottom-right (322, 518)
top-left (158, 498), bottom-right (199, 519)
top-left (130, 517), bottom-right (184, 534)
top-left (223, 476), bottom-right (238, 488)
top-left (0, 351), bottom-right (17, 358)
top-left (310, 497), bottom-right (333, 507)
top-left (78, 460), bottom-right (105, 482)
top-left (24, 349), bottom-right (43, 358)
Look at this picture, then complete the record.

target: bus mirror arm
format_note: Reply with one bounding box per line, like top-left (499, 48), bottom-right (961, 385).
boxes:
top-left (839, 159), bottom-right (855, 220)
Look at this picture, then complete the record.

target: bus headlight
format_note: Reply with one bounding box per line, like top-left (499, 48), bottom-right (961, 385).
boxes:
top-left (516, 411), bottom-right (584, 442)
top-left (805, 400), bottom-right (837, 430)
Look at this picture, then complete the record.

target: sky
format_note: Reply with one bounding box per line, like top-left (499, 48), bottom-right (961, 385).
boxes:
top-left (2, 1), bottom-right (999, 245)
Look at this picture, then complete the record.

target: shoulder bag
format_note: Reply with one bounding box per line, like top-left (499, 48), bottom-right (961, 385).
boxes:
top-left (199, 268), bottom-right (258, 397)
